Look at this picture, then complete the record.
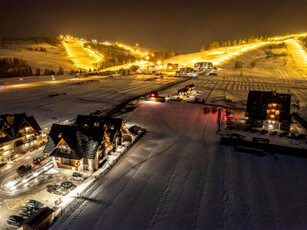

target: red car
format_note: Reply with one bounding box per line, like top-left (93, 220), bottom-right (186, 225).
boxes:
top-left (32, 157), bottom-right (44, 165)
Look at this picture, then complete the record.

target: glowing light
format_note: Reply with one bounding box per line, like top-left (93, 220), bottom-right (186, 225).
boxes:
top-left (12, 83), bottom-right (29, 88)
top-left (6, 181), bottom-right (17, 188)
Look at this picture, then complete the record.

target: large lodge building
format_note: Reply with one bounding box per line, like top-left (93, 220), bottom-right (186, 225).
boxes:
top-left (245, 90), bottom-right (292, 131)
top-left (44, 115), bottom-right (129, 173)
top-left (0, 113), bottom-right (41, 163)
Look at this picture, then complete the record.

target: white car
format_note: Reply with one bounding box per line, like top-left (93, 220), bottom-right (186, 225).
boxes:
top-left (71, 172), bottom-right (85, 181)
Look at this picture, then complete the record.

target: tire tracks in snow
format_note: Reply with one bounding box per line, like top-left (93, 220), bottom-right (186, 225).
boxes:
top-left (193, 112), bottom-right (218, 230)
top-left (145, 106), bottom-right (204, 230)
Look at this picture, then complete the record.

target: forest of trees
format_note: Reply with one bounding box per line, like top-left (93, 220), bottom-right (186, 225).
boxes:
top-left (152, 50), bottom-right (180, 61)
top-left (0, 57), bottom-right (33, 78)
top-left (0, 57), bottom-right (66, 78)
top-left (299, 37), bottom-right (307, 50)
top-left (200, 35), bottom-right (269, 51)
top-left (85, 42), bottom-right (137, 69)
top-left (1, 37), bottom-right (60, 48)
top-left (86, 41), bottom-right (180, 69)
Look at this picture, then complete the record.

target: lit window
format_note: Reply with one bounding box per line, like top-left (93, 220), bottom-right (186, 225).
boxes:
top-left (275, 110), bottom-right (280, 115)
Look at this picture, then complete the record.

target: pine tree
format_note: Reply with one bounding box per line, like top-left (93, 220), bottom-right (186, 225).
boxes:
top-left (58, 66), bottom-right (64, 75)
top-left (28, 67), bottom-right (33, 76)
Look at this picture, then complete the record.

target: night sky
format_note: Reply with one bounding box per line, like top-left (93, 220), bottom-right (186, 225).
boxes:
top-left (0, 0), bottom-right (306, 51)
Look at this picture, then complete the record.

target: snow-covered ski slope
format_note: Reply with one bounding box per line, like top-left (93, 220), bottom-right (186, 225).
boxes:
top-left (63, 40), bottom-right (103, 70)
top-left (50, 101), bottom-right (307, 230)
top-left (286, 39), bottom-right (307, 74)
top-left (0, 42), bottom-right (74, 71)
top-left (160, 42), bottom-right (307, 119)
top-left (165, 42), bottom-right (271, 67)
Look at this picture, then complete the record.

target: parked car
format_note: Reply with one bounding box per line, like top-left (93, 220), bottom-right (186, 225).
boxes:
top-left (16, 165), bottom-right (31, 175)
top-left (6, 215), bottom-right (25, 227)
top-left (47, 185), bottom-right (62, 195)
top-left (26, 200), bottom-right (44, 209)
top-left (71, 172), bottom-right (85, 181)
top-left (243, 126), bottom-right (252, 132)
top-left (32, 157), bottom-right (44, 165)
top-left (279, 131), bottom-right (289, 137)
top-left (269, 131), bottom-right (278, 136)
top-left (61, 181), bottom-right (77, 190)
top-left (47, 181), bottom-right (76, 195)
top-left (225, 110), bottom-right (234, 117)
top-left (19, 206), bottom-right (38, 217)
top-left (203, 107), bottom-right (210, 114)
top-left (251, 129), bottom-right (259, 133)
top-left (260, 129), bottom-right (268, 135)
top-left (287, 133), bottom-right (296, 139)
top-left (295, 134), bottom-right (306, 140)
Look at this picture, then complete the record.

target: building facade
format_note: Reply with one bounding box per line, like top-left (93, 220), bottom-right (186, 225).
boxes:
top-left (245, 91), bottom-right (291, 131)
top-left (44, 115), bottom-right (129, 173)
top-left (0, 113), bottom-right (41, 163)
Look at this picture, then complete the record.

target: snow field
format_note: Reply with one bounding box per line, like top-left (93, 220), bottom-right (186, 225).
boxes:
top-left (50, 102), bottom-right (307, 230)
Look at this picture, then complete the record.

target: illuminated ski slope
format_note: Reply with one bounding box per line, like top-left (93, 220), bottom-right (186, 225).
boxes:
top-left (165, 42), bottom-right (274, 67)
top-left (286, 39), bottom-right (307, 73)
top-left (63, 40), bottom-right (103, 70)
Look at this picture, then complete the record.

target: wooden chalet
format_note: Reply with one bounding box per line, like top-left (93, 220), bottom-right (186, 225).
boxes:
top-left (0, 113), bottom-right (41, 162)
top-left (44, 115), bottom-right (129, 173)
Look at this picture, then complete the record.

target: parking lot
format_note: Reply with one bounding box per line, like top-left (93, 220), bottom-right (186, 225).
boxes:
top-left (0, 151), bottom-right (87, 229)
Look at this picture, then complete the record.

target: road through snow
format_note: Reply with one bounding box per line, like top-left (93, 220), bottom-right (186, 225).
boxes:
top-left (50, 102), bottom-right (307, 230)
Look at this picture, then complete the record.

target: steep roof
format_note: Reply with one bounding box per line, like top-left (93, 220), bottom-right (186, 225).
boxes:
top-left (44, 124), bottom-right (99, 159)
top-left (45, 115), bottom-right (124, 159)
top-left (76, 115), bottom-right (123, 143)
top-left (0, 113), bottom-right (41, 139)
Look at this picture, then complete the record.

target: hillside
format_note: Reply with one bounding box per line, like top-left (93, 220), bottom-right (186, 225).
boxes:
top-left (0, 38), bottom-right (75, 74)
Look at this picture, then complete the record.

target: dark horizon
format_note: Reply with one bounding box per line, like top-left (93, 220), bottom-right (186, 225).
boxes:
top-left (0, 0), bottom-right (306, 51)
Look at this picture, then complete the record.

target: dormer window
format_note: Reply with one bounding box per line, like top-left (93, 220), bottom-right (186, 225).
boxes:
top-left (59, 143), bottom-right (70, 153)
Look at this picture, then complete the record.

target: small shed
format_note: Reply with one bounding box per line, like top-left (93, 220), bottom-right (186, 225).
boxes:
top-left (22, 207), bottom-right (54, 230)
